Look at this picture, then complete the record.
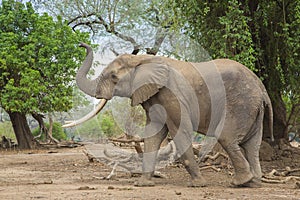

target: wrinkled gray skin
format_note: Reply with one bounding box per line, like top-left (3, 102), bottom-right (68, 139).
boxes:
top-left (76, 43), bottom-right (273, 187)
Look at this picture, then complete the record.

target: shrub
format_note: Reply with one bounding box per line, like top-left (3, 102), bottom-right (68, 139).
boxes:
top-left (0, 121), bottom-right (15, 140)
top-left (99, 110), bottom-right (123, 138)
top-left (32, 122), bottom-right (67, 141)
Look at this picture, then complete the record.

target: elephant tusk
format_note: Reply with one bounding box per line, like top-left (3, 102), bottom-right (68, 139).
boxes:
top-left (62, 99), bottom-right (107, 128)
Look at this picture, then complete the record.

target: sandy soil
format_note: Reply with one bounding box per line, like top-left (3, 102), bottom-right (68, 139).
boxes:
top-left (0, 145), bottom-right (299, 200)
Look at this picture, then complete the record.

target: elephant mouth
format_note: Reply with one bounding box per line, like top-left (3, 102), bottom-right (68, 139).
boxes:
top-left (95, 93), bottom-right (112, 100)
top-left (62, 99), bottom-right (107, 128)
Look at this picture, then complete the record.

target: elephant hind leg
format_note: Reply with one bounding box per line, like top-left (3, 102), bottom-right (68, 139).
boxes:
top-left (240, 109), bottom-right (264, 186)
top-left (218, 137), bottom-right (253, 186)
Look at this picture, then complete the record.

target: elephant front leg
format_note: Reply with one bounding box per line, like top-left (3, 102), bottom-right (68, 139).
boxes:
top-left (134, 125), bottom-right (168, 187)
top-left (169, 119), bottom-right (207, 187)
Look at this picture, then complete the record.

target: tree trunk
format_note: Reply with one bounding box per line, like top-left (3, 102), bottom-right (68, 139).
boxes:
top-left (272, 94), bottom-right (288, 140)
top-left (8, 112), bottom-right (36, 149)
top-left (0, 107), bottom-right (4, 122)
top-left (47, 113), bottom-right (59, 144)
top-left (48, 114), bottom-right (53, 142)
top-left (32, 112), bottom-right (47, 140)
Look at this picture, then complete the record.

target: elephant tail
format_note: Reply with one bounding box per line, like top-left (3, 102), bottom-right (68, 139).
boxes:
top-left (264, 93), bottom-right (274, 142)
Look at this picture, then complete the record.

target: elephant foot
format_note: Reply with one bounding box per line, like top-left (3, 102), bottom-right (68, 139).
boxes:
top-left (187, 177), bottom-right (207, 187)
top-left (239, 178), bottom-right (262, 188)
top-left (231, 179), bottom-right (262, 188)
top-left (231, 172), bottom-right (253, 186)
top-left (134, 177), bottom-right (155, 187)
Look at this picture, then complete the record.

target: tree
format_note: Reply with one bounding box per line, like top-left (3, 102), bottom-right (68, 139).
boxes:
top-left (0, 0), bottom-right (90, 149)
top-left (172, 0), bottom-right (300, 142)
top-left (31, 0), bottom-right (179, 56)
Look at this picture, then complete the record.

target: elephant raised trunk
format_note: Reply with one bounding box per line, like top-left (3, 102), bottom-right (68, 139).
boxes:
top-left (76, 42), bottom-right (98, 97)
top-left (62, 43), bottom-right (107, 128)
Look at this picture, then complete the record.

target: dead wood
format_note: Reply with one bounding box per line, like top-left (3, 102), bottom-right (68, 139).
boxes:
top-left (262, 176), bottom-right (300, 184)
top-left (83, 149), bottom-right (98, 162)
top-left (1, 136), bottom-right (13, 148)
top-left (109, 138), bottom-right (144, 143)
top-left (109, 134), bottom-right (144, 154)
top-left (200, 165), bottom-right (221, 172)
top-left (262, 167), bottom-right (300, 184)
top-left (38, 141), bottom-right (83, 149)
top-left (204, 152), bottom-right (228, 161)
top-left (281, 167), bottom-right (300, 176)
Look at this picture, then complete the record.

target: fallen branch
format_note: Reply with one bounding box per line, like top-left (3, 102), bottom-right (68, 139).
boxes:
top-left (109, 135), bottom-right (144, 154)
top-left (200, 165), bottom-right (221, 172)
top-left (262, 176), bottom-right (300, 184)
top-left (205, 152), bottom-right (228, 161)
top-left (83, 149), bottom-right (98, 162)
top-left (109, 138), bottom-right (144, 143)
top-left (282, 167), bottom-right (300, 176)
top-left (199, 152), bottom-right (229, 163)
top-left (265, 169), bottom-right (280, 177)
top-left (262, 167), bottom-right (300, 184)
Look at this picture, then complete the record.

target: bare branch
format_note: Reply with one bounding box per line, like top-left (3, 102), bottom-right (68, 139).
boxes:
top-left (67, 13), bottom-right (97, 26)
top-left (71, 20), bottom-right (101, 33)
top-left (146, 27), bottom-right (167, 55)
top-left (69, 11), bottom-right (141, 54)
top-left (110, 48), bottom-right (120, 57)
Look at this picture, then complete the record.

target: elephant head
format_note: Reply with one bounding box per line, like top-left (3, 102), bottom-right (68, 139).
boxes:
top-left (63, 43), bottom-right (169, 127)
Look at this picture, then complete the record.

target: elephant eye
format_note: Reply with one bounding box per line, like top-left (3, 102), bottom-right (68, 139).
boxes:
top-left (111, 73), bottom-right (118, 82)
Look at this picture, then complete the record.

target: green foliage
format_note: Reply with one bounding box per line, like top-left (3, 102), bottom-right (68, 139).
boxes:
top-left (32, 121), bottom-right (67, 141)
top-left (99, 110), bottom-right (120, 138)
top-left (172, 0), bottom-right (256, 69)
top-left (172, 0), bottom-right (300, 136)
top-left (0, 0), bottom-right (90, 115)
top-left (74, 116), bottom-right (103, 140)
top-left (0, 122), bottom-right (15, 140)
top-left (218, 0), bottom-right (256, 70)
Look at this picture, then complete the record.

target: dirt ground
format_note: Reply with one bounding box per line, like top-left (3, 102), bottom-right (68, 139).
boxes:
top-left (0, 144), bottom-right (299, 200)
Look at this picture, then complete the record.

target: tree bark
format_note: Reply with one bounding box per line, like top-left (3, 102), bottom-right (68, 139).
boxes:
top-left (47, 113), bottom-right (59, 144)
top-left (272, 94), bottom-right (288, 140)
top-left (8, 112), bottom-right (36, 149)
top-left (32, 112), bottom-right (47, 140)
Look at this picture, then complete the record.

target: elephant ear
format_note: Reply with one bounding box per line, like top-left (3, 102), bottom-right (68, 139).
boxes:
top-left (131, 62), bottom-right (169, 106)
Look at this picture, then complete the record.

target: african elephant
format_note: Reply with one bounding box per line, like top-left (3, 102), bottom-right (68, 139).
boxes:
top-left (64, 43), bottom-right (273, 188)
